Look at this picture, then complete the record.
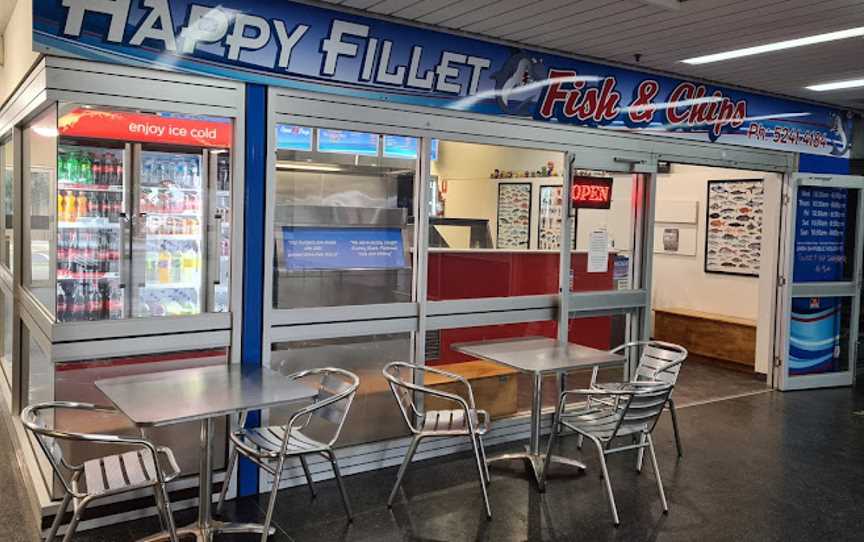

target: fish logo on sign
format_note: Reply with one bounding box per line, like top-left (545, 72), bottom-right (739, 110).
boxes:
top-left (490, 52), bottom-right (546, 114)
top-left (829, 112), bottom-right (852, 157)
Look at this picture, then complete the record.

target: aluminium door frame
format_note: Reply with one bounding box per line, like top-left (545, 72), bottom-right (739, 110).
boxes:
top-left (775, 173), bottom-right (864, 391)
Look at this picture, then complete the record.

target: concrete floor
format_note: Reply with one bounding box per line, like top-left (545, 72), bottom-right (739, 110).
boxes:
top-left (3, 380), bottom-right (863, 541)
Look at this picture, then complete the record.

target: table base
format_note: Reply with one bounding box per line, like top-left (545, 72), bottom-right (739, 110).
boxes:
top-left (487, 446), bottom-right (586, 491)
top-left (137, 521), bottom-right (276, 542)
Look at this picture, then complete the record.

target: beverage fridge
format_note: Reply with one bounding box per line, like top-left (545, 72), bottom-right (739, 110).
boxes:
top-left (55, 107), bottom-right (232, 322)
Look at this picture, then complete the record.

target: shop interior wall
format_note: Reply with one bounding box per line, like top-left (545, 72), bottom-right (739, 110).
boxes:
top-left (651, 163), bottom-right (782, 375)
top-left (0, 0), bottom-right (38, 106)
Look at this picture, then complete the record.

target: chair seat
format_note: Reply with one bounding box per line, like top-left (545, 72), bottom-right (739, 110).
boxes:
top-left (229, 426), bottom-right (327, 459)
top-left (421, 409), bottom-right (489, 436)
top-left (561, 406), bottom-right (647, 442)
top-left (83, 447), bottom-right (179, 496)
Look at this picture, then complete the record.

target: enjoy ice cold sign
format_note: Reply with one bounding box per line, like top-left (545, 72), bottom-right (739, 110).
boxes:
top-left (37, 0), bottom-right (852, 157)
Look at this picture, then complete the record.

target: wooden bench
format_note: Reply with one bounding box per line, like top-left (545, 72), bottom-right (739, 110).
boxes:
top-left (653, 307), bottom-right (756, 368)
top-left (425, 360), bottom-right (519, 418)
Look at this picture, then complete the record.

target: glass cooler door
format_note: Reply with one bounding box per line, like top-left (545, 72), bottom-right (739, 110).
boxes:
top-left (209, 151), bottom-right (230, 312)
top-left (133, 148), bottom-right (206, 317)
top-left (56, 142), bottom-right (128, 322)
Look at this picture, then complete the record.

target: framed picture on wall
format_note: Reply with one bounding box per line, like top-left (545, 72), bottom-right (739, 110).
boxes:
top-left (704, 179), bottom-right (764, 276)
top-left (496, 182), bottom-right (531, 249)
top-left (538, 185), bottom-right (563, 250)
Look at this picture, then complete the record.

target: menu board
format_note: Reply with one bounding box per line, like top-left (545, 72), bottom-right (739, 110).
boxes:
top-left (382, 136), bottom-right (439, 160)
top-left (276, 124), bottom-right (313, 151)
top-left (318, 129), bottom-right (378, 155)
top-left (793, 187), bottom-right (850, 282)
top-left (282, 227), bottom-right (405, 270)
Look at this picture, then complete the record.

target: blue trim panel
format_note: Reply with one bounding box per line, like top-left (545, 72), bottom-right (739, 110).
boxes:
top-left (239, 83), bottom-right (267, 497)
top-left (799, 153), bottom-right (851, 175)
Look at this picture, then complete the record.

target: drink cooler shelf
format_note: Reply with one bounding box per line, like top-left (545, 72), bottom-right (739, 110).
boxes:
top-left (58, 182), bottom-right (124, 192)
top-left (142, 282), bottom-right (200, 289)
top-left (59, 221), bottom-right (120, 230)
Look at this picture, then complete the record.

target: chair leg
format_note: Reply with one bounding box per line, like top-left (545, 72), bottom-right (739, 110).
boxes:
top-left (469, 433), bottom-right (492, 519)
top-left (669, 399), bottom-right (683, 458)
top-left (477, 434), bottom-right (490, 485)
top-left (576, 434), bottom-right (583, 450)
top-left (541, 404), bottom-right (563, 489)
top-left (152, 485), bottom-right (167, 532)
top-left (158, 482), bottom-right (179, 542)
top-left (387, 435), bottom-right (420, 507)
top-left (61, 499), bottom-right (88, 542)
top-left (216, 443), bottom-right (240, 515)
top-left (647, 434), bottom-right (669, 513)
top-left (594, 440), bottom-right (619, 526)
top-left (325, 450), bottom-right (353, 521)
top-left (260, 458), bottom-right (286, 542)
top-left (45, 492), bottom-right (72, 542)
top-left (299, 455), bottom-right (317, 500)
top-left (636, 433), bottom-right (646, 473)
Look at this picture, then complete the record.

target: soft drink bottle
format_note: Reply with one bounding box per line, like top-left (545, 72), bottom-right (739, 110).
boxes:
top-left (175, 160), bottom-right (187, 188)
top-left (189, 159), bottom-right (200, 188)
top-left (80, 153), bottom-right (93, 184)
top-left (58, 153), bottom-right (68, 183)
top-left (114, 154), bottom-right (123, 186)
top-left (87, 282), bottom-right (102, 321)
top-left (70, 282), bottom-right (85, 322)
top-left (108, 285), bottom-right (123, 319)
top-left (56, 283), bottom-right (68, 322)
top-left (67, 152), bottom-right (80, 185)
top-left (92, 154), bottom-right (103, 185)
top-left (76, 193), bottom-right (89, 220)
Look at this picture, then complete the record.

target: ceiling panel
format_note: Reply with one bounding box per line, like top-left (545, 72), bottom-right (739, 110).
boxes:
top-left (313, 0), bottom-right (864, 108)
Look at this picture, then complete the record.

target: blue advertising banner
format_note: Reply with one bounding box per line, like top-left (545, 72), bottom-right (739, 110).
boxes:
top-left (281, 227), bottom-right (406, 270)
top-left (789, 297), bottom-right (842, 376)
top-left (35, 1), bottom-right (853, 157)
top-left (792, 187), bottom-right (851, 282)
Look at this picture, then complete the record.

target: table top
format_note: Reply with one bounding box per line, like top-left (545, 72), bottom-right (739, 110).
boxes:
top-left (96, 365), bottom-right (317, 428)
top-left (453, 337), bottom-right (626, 374)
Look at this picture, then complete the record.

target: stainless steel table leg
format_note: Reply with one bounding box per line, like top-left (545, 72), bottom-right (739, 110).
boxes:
top-left (137, 417), bottom-right (276, 541)
top-left (486, 372), bottom-right (585, 491)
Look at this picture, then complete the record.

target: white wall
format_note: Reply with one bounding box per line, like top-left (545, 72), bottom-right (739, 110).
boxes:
top-left (651, 163), bottom-right (782, 375)
top-left (0, 0), bottom-right (37, 106)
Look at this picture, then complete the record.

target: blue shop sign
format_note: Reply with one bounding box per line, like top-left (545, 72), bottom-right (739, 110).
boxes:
top-left (36, 1), bottom-right (853, 157)
top-left (281, 227), bottom-right (406, 270)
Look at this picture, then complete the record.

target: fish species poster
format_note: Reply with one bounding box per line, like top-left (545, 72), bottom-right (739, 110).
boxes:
top-left (496, 183), bottom-right (531, 249)
top-left (704, 180), bottom-right (764, 276)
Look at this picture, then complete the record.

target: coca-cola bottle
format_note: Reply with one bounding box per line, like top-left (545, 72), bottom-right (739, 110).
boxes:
top-left (69, 282), bottom-right (85, 322)
top-left (87, 283), bottom-right (102, 321)
top-left (108, 284), bottom-right (123, 319)
top-left (56, 283), bottom-right (68, 322)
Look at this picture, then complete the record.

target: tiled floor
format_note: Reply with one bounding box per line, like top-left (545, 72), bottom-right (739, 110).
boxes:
top-left (5, 383), bottom-right (863, 541)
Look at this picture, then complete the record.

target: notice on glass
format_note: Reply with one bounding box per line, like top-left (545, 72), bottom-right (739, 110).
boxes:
top-left (793, 187), bottom-right (848, 282)
top-left (282, 227), bottom-right (405, 270)
top-left (587, 229), bottom-right (609, 273)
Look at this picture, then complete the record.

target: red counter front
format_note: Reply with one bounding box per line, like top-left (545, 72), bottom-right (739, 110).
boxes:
top-left (427, 250), bottom-right (618, 365)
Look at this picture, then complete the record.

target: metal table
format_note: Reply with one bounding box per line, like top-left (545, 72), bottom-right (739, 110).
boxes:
top-left (454, 337), bottom-right (625, 490)
top-left (96, 364), bottom-right (317, 541)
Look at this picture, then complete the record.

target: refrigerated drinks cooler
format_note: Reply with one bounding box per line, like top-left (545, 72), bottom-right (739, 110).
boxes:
top-left (55, 107), bottom-right (232, 322)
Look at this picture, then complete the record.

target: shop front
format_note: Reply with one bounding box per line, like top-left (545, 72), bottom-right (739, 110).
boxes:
top-left (0, 0), bottom-right (858, 531)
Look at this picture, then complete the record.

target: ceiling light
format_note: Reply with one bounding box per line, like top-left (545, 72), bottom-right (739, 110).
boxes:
top-left (805, 78), bottom-right (864, 92)
top-left (276, 162), bottom-right (342, 172)
top-left (681, 27), bottom-right (864, 65)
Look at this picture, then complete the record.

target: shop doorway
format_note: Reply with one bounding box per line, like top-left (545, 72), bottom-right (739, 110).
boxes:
top-left (650, 163), bottom-right (781, 403)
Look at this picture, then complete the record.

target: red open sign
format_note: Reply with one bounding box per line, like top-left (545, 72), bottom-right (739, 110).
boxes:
top-left (571, 177), bottom-right (613, 209)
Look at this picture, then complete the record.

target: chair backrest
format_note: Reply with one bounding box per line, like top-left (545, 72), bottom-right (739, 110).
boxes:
top-left (289, 368), bottom-right (359, 447)
top-left (382, 362), bottom-right (424, 433)
top-left (612, 383), bottom-right (674, 439)
top-left (630, 341), bottom-right (688, 386)
top-left (21, 402), bottom-right (96, 496)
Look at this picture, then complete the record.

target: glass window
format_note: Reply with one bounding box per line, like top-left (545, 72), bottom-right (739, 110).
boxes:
top-left (53, 103), bottom-right (234, 322)
top-left (2, 138), bottom-right (13, 270)
top-left (270, 333), bottom-right (411, 445)
top-left (0, 288), bottom-right (12, 388)
top-left (272, 125), bottom-right (416, 309)
top-left (427, 140), bottom-right (566, 300)
top-left (569, 172), bottom-right (643, 292)
top-left (23, 107), bottom-right (57, 312)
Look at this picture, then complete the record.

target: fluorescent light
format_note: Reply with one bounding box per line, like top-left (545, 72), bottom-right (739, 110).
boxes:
top-left (276, 162), bottom-right (342, 172)
top-left (682, 26), bottom-right (864, 64)
top-left (806, 78), bottom-right (864, 91)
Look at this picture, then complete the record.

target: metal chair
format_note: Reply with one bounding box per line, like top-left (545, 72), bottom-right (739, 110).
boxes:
top-left (581, 341), bottom-right (687, 465)
top-left (216, 367), bottom-right (359, 542)
top-left (542, 382), bottom-right (674, 526)
top-left (382, 362), bottom-right (492, 519)
top-left (21, 402), bottom-right (181, 542)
